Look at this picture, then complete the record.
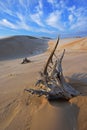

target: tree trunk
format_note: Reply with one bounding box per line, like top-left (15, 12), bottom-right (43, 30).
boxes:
top-left (24, 37), bottom-right (80, 100)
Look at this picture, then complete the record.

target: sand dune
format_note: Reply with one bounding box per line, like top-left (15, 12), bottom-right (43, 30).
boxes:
top-left (0, 37), bottom-right (87, 130)
top-left (0, 35), bottom-right (48, 60)
top-left (59, 37), bottom-right (87, 50)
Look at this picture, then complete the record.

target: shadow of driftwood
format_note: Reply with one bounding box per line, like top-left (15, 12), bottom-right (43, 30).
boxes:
top-left (66, 73), bottom-right (87, 94)
top-left (70, 73), bottom-right (87, 82)
top-left (49, 100), bottom-right (79, 130)
top-left (30, 99), bottom-right (79, 130)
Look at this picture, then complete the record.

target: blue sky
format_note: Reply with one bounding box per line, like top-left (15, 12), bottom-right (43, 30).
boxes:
top-left (0, 0), bottom-right (87, 38)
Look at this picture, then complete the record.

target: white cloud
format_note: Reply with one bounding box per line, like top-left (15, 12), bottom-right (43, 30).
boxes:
top-left (46, 12), bottom-right (58, 25)
top-left (38, 0), bottom-right (43, 9)
top-left (46, 11), bottom-right (64, 31)
top-left (16, 13), bottom-right (25, 22)
top-left (0, 1), bottom-right (15, 16)
top-left (46, 0), bottom-right (67, 31)
top-left (68, 5), bottom-right (76, 13)
top-left (30, 0), bottom-right (44, 26)
top-left (18, 0), bottom-right (30, 12)
top-left (0, 0), bottom-right (87, 36)
top-left (34, 0), bottom-right (43, 15)
top-left (47, 0), bottom-right (54, 4)
top-left (70, 17), bottom-right (87, 30)
top-left (59, 0), bottom-right (66, 8)
top-left (0, 18), bottom-right (31, 31)
top-left (34, 27), bottom-right (55, 34)
top-left (30, 14), bottom-right (44, 27)
top-left (0, 18), bottom-right (51, 33)
top-left (0, 0), bottom-right (45, 31)
top-left (0, 19), bottom-right (17, 29)
top-left (13, 12), bottom-right (31, 30)
top-left (68, 14), bottom-right (74, 22)
top-left (19, 22), bottom-right (31, 30)
top-left (47, 0), bottom-right (66, 10)
top-left (69, 6), bottom-right (87, 31)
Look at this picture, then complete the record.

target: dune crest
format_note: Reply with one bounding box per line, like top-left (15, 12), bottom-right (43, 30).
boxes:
top-left (59, 37), bottom-right (87, 50)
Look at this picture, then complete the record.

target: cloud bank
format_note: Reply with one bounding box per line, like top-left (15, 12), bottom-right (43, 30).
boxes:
top-left (0, 0), bottom-right (87, 37)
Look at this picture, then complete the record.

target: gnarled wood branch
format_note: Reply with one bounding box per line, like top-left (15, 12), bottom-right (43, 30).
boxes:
top-left (43, 37), bottom-right (59, 75)
top-left (24, 37), bottom-right (80, 100)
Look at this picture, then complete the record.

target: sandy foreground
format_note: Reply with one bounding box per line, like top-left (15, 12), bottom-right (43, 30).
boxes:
top-left (0, 37), bottom-right (87, 130)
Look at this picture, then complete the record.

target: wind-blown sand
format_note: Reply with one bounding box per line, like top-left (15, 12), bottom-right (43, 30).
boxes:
top-left (0, 36), bottom-right (87, 130)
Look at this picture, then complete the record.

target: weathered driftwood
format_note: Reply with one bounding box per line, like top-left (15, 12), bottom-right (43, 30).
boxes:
top-left (21, 57), bottom-right (31, 64)
top-left (24, 37), bottom-right (80, 100)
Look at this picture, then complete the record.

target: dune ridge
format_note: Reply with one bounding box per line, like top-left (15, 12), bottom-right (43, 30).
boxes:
top-left (0, 35), bottom-right (48, 60)
top-left (59, 37), bottom-right (87, 50)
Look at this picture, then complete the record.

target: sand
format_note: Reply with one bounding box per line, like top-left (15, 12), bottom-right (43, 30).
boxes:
top-left (0, 36), bottom-right (48, 60)
top-left (0, 36), bottom-right (87, 130)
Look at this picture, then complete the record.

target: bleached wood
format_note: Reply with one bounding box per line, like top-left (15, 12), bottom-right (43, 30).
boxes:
top-left (24, 37), bottom-right (80, 100)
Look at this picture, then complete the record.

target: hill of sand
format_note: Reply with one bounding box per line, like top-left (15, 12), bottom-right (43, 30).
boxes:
top-left (0, 37), bottom-right (87, 130)
top-left (0, 35), bottom-right (48, 60)
top-left (59, 37), bottom-right (87, 51)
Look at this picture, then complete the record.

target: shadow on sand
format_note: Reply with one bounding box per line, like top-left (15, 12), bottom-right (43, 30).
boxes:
top-left (30, 99), bottom-right (79, 130)
top-left (66, 73), bottom-right (87, 94)
top-left (30, 73), bottom-right (87, 130)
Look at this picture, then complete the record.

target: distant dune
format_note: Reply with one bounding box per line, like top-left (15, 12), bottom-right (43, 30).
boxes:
top-left (59, 37), bottom-right (87, 50)
top-left (0, 35), bottom-right (48, 60)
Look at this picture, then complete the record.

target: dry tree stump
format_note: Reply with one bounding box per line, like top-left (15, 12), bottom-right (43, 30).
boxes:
top-left (24, 37), bottom-right (80, 100)
top-left (21, 57), bottom-right (31, 64)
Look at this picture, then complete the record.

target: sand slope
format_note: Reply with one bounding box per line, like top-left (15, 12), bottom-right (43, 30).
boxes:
top-left (59, 37), bottom-right (87, 50)
top-left (0, 36), bottom-right (47, 60)
top-left (0, 37), bottom-right (87, 130)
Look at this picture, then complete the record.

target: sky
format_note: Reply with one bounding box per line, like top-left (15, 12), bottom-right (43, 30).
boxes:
top-left (0, 0), bottom-right (87, 38)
